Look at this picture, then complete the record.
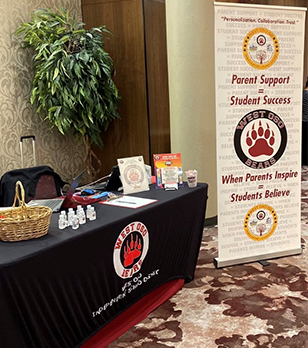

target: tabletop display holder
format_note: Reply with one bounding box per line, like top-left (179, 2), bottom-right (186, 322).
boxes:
top-left (153, 153), bottom-right (183, 189)
top-left (117, 156), bottom-right (149, 194)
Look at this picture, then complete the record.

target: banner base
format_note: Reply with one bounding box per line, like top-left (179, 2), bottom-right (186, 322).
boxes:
top-left (214, 247), bottom-right (303, 268)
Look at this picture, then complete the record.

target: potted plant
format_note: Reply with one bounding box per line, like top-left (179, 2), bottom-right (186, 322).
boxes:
top-left (16, 7), bottom-right (120, 179)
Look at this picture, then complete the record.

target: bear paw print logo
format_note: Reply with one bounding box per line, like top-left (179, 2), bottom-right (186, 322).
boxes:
top-left (234, 109), bottom-right (287, 169)
top-left (124, 235), bottom-right (142, 267)
top-left (246, 121), bottom-right (275, 157)
top-left (114, 221), bottom-right (149, 279)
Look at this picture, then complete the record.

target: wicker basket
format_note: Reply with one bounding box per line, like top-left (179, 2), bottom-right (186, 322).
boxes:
top-left (0, 181), bottom-right (52, 242)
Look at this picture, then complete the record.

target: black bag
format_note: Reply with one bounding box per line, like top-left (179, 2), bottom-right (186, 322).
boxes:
top-left (105, 165), bottom-right (122, 191)
top-left (0, 166), bottom-right (66, 207)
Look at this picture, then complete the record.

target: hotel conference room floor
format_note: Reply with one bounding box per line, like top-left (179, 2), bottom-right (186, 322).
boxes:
top-left (108, 168), bottom-right (308, 348)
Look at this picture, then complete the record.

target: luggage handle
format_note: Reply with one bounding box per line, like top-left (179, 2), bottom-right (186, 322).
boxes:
top-left (20, 135), bottom-right (36, 142)
top-left (20, 135), bottom-right (36, 168)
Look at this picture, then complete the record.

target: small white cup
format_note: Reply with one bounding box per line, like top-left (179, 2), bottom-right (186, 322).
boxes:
top-left (185, 170), bottom-right (197, 188)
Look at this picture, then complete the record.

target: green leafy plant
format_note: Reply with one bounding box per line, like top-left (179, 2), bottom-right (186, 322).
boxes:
top-left (16, 7), bottom-right (120, 177)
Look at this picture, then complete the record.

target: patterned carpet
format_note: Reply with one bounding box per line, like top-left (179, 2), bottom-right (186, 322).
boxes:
top-left (109, 169), bottom-right (308, 348)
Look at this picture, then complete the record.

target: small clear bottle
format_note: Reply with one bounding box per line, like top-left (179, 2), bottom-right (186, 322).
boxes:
top-left (77, 206), bottom-right (86, 224)
top-left (60, 210), bottom-right (67, 219)
top-left (60, 211), bottom-right (68, 226)
top-left (89, 206), bottom-right (96, 221)
top-left (86, 205), bottom-right (92, 219)
top-left (72, 216), bottom-right (80, 230)
top-left (67, 208), bottom-right (75, 226)
top-left (58, 215), bottom-right (67, 230)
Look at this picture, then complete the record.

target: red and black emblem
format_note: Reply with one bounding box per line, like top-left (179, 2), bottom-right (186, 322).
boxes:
top-left (114, 221), bottom-right (149, 279)
top-left (234, 109), bottom-right (287, 169)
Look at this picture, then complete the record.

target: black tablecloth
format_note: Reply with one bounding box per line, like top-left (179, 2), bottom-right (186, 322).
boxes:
top-left (0, 183), bottom-right (208, 348)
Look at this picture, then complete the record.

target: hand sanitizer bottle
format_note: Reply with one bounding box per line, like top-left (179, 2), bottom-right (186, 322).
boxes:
top-left (67, 208), bottom-right (75, 226)
top-left (77, 206), bottom-right (86, 224)
top-left (72, 216), bottom-right (80, 230)
top-left (86, 205), bottom-right (92, 219)
top-left (58, 215), bottom-right (67, 230)
top-left (89, 206), bottom-right (96, 221)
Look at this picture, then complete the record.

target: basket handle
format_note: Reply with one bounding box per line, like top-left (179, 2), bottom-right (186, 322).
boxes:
top-left (12, 181), bottom-right (27, 208)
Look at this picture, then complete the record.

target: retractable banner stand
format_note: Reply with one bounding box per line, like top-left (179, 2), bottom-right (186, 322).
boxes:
top-left (214, 2), bottom-right (306, 268)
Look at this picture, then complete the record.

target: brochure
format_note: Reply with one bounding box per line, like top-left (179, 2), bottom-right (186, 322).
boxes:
top-left (161, 166), bottom-right (179, 185)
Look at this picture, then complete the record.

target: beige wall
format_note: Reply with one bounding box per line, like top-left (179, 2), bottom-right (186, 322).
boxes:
top-left (0, 0), bottom-right (85, 183)
top-left (166, 0), bottom-right (217, 218)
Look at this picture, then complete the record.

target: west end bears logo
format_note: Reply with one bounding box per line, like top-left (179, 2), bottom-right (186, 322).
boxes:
top-left (244, 204), bottom-right (278, 241)
top-left (234, 109), bottom-right (287, 169)
top-left (243, 27), bottom-right (279, 70)
top-left (113, 221), bottom-right (149, 279)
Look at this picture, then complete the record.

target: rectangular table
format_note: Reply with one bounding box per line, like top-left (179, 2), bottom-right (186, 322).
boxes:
top-left (0, 183), bottom-right (208, 348)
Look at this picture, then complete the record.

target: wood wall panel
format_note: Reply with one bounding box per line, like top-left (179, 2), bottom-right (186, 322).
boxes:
top-left (81, 0), bottom-right (170, 177)
top-left (144, 0), bottom-right (170, 157)
top-left (82, 0), bottom-right (150, 176)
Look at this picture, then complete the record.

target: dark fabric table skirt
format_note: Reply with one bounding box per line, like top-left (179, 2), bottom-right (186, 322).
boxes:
top-left (80, 279), bottom-right (184, 348)
top-left (0, 183), bottom-right (208, 348)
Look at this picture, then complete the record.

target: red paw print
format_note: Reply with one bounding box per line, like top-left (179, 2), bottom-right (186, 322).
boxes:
top-left (124, 235), bottom-right (142, 267)
top-left (246, 121), bottom-right (275, 157)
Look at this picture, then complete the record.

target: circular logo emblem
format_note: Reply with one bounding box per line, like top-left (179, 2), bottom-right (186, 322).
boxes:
top-left (243, 28), bottom-right (279, 70)
top-left (234, 109), bottom-right (287, 169)
top-left (113, 221), bottom-right (149, 279)
top-left (256, 210), bottom-right (266, 220)
top-left (244, 204), bottom-right (278, 241)
top-left (124, 165), bottom-right (144, 188)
